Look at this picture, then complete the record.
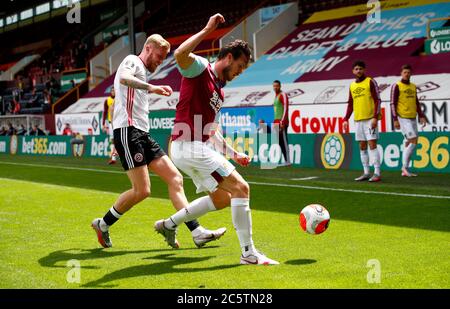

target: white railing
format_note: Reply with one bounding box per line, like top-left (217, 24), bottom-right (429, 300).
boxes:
top-left (0, 114), bottom-right (46, 133)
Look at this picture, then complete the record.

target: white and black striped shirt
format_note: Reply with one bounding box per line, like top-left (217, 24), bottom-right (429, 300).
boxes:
top-left (113, 55), bottom-right (151, 132)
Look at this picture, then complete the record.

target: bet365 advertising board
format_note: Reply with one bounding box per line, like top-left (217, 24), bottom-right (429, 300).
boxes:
top-left (1, 130), bottom-right (448, 173)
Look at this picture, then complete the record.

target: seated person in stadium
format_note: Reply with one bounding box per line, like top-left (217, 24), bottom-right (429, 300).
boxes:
top-left (0, 126), bottom-right (7, 136)
top-left (6, 123), bottom-right (16, 136)
top-left (43, 89), bottom-right (52, 105)
top-left (12, 98), bottom-right (20, 115)
top-left (16, 124), bottom-right (27, 136)
top-left (62, 123), bottom-right (73, 136)
top-left (29, 124), bottom-right (46, 136)
top-left (28, 88), bottom-right (39, 107)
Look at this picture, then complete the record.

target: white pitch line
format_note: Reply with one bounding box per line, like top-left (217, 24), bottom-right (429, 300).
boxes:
top-left (291, 176), bottom-right (319, 181)
top-left (0, 161), bottom-right (124, 174)
top-left (1, 161), bottom-right (449, 200)
top-left (246, 181), bottom-right (450, 200)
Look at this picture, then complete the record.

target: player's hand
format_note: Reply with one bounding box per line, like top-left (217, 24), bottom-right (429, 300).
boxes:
top-left (343, 120), bottom-right (348, 132)
top-left (371, 118), bottom-right (378, 129)
top-left (149, 85), bottom-right (173, 96)
top-left (233, 152), bottom-right (251, 167)
top-left (204, 14), bottom-right (225, 33)
top-left (394, 120), bottom-right (400, 130)
top-left (419, 117), bottom-right (427, 128)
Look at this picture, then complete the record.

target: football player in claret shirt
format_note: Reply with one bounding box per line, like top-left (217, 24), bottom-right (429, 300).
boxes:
top-left (156, 14), bottom-right (279, 265)
top-left (343, 60), bottom-right (382, 182)
top-left (91, 34), bottom-right (223, 249)
top-left (390, 64), bottom-right (427, 177)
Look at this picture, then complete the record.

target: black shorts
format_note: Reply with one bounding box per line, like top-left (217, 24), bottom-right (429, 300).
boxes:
top-left (114, 126), bottom-right (165, 171)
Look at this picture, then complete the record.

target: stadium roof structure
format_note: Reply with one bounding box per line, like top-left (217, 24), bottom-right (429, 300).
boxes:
top-left (0, 0), bottom-right (50, 17)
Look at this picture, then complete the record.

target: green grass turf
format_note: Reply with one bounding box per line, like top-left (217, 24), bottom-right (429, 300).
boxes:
top-left (0, 154), bottom-right (449, 288)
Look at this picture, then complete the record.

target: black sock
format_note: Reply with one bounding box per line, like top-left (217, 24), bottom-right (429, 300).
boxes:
top-left (185, 220), bottom-right (200, 231)
top-left (103, 206), bottom-right (122, 226)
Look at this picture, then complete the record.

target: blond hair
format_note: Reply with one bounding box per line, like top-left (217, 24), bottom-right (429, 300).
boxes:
top-left (145, 34), bottom-right (170, 50)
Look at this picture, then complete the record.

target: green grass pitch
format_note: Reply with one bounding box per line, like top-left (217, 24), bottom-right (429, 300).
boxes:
top-left (0, 154), bottom-right (449, 288)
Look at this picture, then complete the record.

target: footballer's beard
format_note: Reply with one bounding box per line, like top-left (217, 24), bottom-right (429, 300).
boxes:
top-left (223, 65), bottom-right (234, 82)
top-left (146, 59), bottom-right (157, 73)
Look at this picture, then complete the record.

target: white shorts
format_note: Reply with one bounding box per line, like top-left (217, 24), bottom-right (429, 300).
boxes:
top-left (355, 119), bottom-right (379, 141)
top-left (398, 117), bottom-right (418, 139)
top-left (170, 140), bottom-right (235, 194)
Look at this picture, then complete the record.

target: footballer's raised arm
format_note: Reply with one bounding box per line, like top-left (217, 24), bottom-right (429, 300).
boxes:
top-left (174, 13), bottom-right (225, 70)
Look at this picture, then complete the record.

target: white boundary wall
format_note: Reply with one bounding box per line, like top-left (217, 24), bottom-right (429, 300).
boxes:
top-left (220, 2), bottom-right (297, 61)
top-left (253, 2), bottom-right (298, 60)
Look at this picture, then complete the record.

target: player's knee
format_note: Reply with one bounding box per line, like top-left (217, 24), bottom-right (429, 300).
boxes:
top-left (212, 195), bottom-right (231, 210)
top-left (170, 172), bottom-right (184, 190)
top-left (359, 143), bottom-right (368, 151)
top-left (135, 187), bottom-right (151, 201)
top-left (235, 180), bottom-right (250, 197)
top-left (214, 201), bottom-right (229, 210)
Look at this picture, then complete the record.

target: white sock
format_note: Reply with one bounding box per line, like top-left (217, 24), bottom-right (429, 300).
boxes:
top-left (99, 219), bottom-right (109, 232)
top-left (191, 226), bottom-right (206, 237)
top-left (231, 198), bottom-right (256, 256)
top-left (165, 196), bottom-right (216, 229)
top-left (369, 148), bottom-right (381, 175)
top-left (402, 143), bottom-right (416, 169)
top-left (360, 150), bottom-right (370, 175)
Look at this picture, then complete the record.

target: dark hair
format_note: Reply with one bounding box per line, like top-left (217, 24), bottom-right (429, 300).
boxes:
top-left (218, 39), bottom-right (251, 63)
top-left (273, 80), bottom-right (281, 85)
top-left (352, 60), bottom-right (366, 69)
top-left (401, 64), bottom-right (412, 71)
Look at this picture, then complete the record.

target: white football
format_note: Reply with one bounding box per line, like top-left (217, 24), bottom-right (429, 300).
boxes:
top-left (299, 204), bottom-right (330, 235)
